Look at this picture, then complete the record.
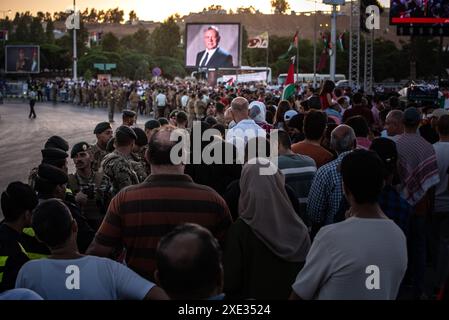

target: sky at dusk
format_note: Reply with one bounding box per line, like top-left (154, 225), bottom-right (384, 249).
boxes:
top-left (0, 0), bottom-right (391, 22)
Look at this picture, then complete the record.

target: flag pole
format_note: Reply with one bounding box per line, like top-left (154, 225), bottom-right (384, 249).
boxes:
top-left (266, 45), bottom-right (270, 81)
top-left (296, 29), bottom-right (299, 83)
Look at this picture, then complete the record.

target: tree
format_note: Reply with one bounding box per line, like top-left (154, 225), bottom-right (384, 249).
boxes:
top-left (87, 8), bottom-right (98, 23)
top-left (129, 10), bottom-right (138, 24)
top-left (236, 6), bottom-right (257, 14)
top-left (271, 0), bottom-right (290, 14)
top-left (45, 19), bottom-right (55, 43)
top-left (13, 17), bottom-right (30, 42)
top-left (101, 32), bottom-right (120, 52)
top-left (97, 10), bottom-right (105, 23)
top-left (29, 17), bottom-right (46, 44)
top-left (132, 28), bottom-right (151, 53)
top-left (150, 15), bottom-right (180, 58)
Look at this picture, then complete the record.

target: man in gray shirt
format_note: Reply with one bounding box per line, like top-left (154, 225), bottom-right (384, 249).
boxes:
top-left (15, 199), bottom-right (168, 300)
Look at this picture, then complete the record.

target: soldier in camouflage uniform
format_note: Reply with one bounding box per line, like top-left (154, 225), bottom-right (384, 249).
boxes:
top-left (98, 84), bottom-right (104, 108)
top-left (81, 85), bottom-right (89, 106)
top-left (131, 127), bottom-right (149, 179)
top-left (90, 122), bottom-right (113, 172)
top-left (101, 126), bottom-right (140, 196)
top-left (68, 142), bottom-right (111, 231)
top-left (107, 86), bottom-right (116, 123)
top-left (88, 85), bottom-right (95, 108)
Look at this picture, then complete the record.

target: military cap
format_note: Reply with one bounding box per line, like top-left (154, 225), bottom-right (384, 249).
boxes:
top-left (41, 148), bottom-right (69, 160)
top-left (145, 119), bottom-right (161, 131)
top-left (94, 122), bottom-right (112, 134)
top-left (44, 136), bottom-right (69, 152)
top-left (123, 110), bottom-right (136, 118)
top-left (37, 163), bottom-right (68, 185)
top-left (132, 127), bottom-right (148, 147)
top-left (116, 125), bottom-right (137, 141)
top-left (71, 142), bottom-right (91, 158)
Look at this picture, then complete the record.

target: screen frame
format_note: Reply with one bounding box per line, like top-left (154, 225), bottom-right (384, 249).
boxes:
top-left (389, 1), bottom-right (449, 25)
top-left (5, 45), bottom-right (41, 74)
top-left (184, 22), bottom-right (242, 69)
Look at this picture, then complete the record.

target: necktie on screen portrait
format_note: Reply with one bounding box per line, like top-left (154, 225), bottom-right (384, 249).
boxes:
top-left (201, 52), bottom-right (209, 67)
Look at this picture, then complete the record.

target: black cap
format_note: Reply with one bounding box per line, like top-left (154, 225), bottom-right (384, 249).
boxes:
top-left (71, 142), bottom-right (91, 158)
top-left (132, 127), bottom-right (148, 147)
top-left (145, 119), bottom-right (161, 130)
top-left (37, 164), bottom-right (68, 185)
top-left (123, 110), bottom-right (136, 118)
top-left (116, 126), bottom-right (137, 141)
top-left (94, 122), bottom-right (112, 134)
top-left (44, 136), bottom-right (69, 152)
top-left (41, 148), bottom-right (69, 160)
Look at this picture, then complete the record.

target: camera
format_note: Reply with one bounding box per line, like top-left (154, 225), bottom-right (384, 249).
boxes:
top-left (80, 183), bottom-right (96, 200)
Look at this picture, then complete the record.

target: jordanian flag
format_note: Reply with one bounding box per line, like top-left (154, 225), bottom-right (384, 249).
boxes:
top-left (282, 58), bottom-right (296, 100)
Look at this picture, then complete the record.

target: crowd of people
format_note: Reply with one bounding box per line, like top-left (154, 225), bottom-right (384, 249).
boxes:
top-left (1, 77), bottom-right (449, 300)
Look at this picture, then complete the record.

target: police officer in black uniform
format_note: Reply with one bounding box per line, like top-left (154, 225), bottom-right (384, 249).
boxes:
top-left (34, 164), bottom-right (95, 253)
top-left (0, 182), bottom-right (48, 292)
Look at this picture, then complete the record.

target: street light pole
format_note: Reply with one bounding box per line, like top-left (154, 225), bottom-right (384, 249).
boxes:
top-left (330, 4), bottom-right (337, 81)
top-left (313, 3), bottom-right (317, 89)
top-left (73, 0), bottom-right (77, 82)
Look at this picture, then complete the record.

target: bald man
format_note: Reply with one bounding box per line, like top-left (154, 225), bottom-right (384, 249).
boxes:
top-left (225, 97), bottom-right (266, 163)
top-left (307, 125), bottom-right (356, 229)
top-left (155, 223), bottom-right (224, 300)
top-left (384, 110), bottom-right (404, 142)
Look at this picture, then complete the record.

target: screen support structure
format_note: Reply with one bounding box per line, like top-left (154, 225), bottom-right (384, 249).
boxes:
top-left (349, 0), bottom-right (361, 90)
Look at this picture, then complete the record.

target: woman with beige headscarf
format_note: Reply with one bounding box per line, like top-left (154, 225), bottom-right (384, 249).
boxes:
top-left (224, 159), bottom-right (311, 299)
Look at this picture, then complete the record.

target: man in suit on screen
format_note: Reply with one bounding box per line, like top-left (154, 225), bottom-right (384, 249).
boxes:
top-left (195, 26), bottom-right (234, 69)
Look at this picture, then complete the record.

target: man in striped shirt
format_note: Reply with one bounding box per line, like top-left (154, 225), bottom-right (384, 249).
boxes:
top-left (276, 130), bottom-right (317, 221)
top-left (87, 126), bottom-right (232, 281)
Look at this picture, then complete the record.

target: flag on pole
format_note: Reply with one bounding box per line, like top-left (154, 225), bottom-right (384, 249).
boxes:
top-left (226, 77), bottom-right (235, 87)
top-left (337, 33), bottom-right (344, 52)
top-left (247, 32), bottom-right (269, 48)
top-left (282, 57), bottom-right (296, 100)
top-left (279, 31), bottom-right (298, 59)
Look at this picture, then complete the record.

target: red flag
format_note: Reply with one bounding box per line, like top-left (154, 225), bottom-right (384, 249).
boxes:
top-left (285, 59), bottom-right (295, 85)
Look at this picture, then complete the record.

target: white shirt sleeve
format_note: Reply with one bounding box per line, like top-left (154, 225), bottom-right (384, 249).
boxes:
top-left (110, 260), bottom-right (155, 300)
top-left (291, 231), bottom-right (333, 300)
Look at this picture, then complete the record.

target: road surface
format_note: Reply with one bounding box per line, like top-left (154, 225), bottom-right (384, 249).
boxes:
top-left (0, 101), bottom-right (152, 218)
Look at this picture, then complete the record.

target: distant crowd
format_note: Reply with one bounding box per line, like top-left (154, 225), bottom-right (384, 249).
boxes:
top-left (1, 77), bottom-right (449, 300)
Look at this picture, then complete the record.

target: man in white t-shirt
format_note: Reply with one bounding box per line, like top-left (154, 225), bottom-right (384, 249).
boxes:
top-left (290, 150), bottom-right (407, 300)
top-left (225, 97), bottom-right (266, 163)
top-left (15, 199), bottom-right (168, 300)
top-left (156, 90), bottom-right (167, 119)
top-left (180, 91), bottom-right (189, 109)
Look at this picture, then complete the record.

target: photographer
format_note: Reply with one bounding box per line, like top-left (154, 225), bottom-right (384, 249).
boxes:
top-left (68, 142), bottom-right (109, 231)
